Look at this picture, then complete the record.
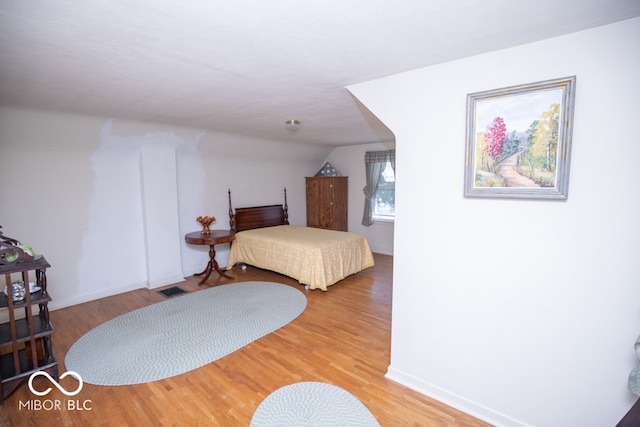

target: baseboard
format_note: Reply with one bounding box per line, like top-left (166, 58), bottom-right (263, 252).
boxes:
top-left (371, 248), bottom-right (394, 256)
top-left (48, 281), bottom-right (148, 311)
top-left (147, 274), bottom-right (185, 289)
top-left (385, 366), bottom-right (530, 427)
top-left (49, 275), bottom-right (185, 311)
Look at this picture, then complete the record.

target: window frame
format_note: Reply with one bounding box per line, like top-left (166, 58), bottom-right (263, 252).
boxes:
top-left (371, 160), bottom-right (395, 222)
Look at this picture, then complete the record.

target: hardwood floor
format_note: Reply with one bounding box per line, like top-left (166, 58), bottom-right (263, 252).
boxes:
top-left (1, 254), bottom-right (490, 426)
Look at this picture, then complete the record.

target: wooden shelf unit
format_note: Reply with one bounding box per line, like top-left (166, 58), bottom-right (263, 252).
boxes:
top-left (0, 256), bottom-right (57, 404)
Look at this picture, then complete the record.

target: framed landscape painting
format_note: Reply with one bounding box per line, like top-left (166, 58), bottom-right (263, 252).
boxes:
top-left (464, 76), bottom-right (576, 199)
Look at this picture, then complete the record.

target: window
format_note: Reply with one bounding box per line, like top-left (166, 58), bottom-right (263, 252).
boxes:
top-left (362, 149), bottom-right (395, 226)
top-left (372, 160), bottom-right (395, 221)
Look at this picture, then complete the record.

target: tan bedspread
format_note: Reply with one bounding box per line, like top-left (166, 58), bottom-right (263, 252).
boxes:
top-left (226, 225), bottom-right (375, 290)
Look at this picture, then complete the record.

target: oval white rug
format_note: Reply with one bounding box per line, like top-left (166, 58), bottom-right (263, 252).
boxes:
top-left (65, 281), bottom-right (306, 386)
top-left (251, 382), bottom-right (381, 427)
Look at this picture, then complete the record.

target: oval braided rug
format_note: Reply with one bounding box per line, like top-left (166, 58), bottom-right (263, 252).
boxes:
top-left (251, 382), bottom-right (380, 427)
top-left (65, 281), bottom-right (306, 386)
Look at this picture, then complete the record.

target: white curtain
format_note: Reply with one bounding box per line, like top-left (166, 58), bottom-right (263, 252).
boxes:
top-left (362, 150), bottom-right (394, 226)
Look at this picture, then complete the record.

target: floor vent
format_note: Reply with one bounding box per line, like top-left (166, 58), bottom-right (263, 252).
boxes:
top-left (157, 286), bottom-right (187, 298)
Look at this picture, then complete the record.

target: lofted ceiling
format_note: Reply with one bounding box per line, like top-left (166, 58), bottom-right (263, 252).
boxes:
top-left (1, 0), bottom-right (639, 146)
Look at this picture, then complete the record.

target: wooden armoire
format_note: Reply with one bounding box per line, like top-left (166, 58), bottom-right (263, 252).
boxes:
top-left (305, 176), bottom-right (348, 231)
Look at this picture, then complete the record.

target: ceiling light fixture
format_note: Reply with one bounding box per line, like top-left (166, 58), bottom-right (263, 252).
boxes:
top-left (285, 119), bottom-right (301, 133)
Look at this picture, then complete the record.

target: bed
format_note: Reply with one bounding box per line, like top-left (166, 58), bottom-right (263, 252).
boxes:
top-left (226, 189), bottom-right (375, 290)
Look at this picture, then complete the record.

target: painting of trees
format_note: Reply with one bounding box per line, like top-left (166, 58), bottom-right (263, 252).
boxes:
top-left (473, 99), bottom-right (561, 187)
top-left (475, 133), bottom-right (489, 171)
top-left (485, 116), bottom-right (507, 160)
top-left (529, 103), bottom-right (560, 171)
top-left (464, 76), bottom-right (575, 199)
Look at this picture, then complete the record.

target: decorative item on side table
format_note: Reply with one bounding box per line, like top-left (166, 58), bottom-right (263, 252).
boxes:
top-left (619, 334), bottom-right (640, 425)
top-left (627, 334), bottom-right (640, 396)
top-left (6, 281), bottom-right (26, 302)
top-left (0, 225), bottom-right (35, 266)
top-left (197, 215), bottom-right (216, 235)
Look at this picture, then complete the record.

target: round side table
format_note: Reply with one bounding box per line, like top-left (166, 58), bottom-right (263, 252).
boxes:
top-left (185, 230), bottom-right (235, 284)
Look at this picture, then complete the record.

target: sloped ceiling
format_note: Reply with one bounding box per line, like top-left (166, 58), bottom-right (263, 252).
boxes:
top-left (1, 0), bottom-right (639, 146)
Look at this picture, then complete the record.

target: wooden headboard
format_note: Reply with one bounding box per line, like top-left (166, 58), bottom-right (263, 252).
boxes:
top-left (228, 188), bottom-right (290, 232)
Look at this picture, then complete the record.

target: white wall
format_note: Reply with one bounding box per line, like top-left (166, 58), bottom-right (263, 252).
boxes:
top-left (349, 18), bottom-right (640, 427)
top-left (0, 107), bottom-right (331, 309)
top-left (325, 142), bottom-right (395, 255)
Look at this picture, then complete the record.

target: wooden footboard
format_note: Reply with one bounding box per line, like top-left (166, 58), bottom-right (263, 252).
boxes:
top-left (228, 188), bottom-right (289, 232)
